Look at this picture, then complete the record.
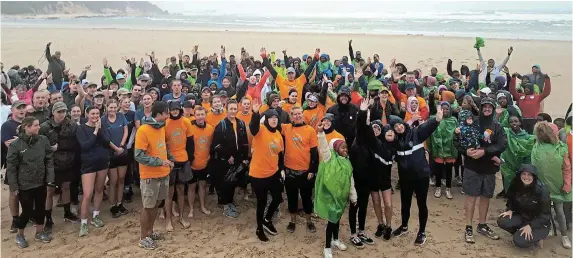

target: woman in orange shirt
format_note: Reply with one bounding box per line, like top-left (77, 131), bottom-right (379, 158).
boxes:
top-left (248, 102), bottom-right (284, 242)
top-left (282, 89), bottom-right (298, 115)
top-left (206, 95), bottom-right (226, 127)
top-left (321, 113), bottom-right (345, 143)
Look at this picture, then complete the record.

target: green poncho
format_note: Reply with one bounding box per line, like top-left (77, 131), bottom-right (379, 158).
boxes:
top-left (427, 115), bottom-right (458, 158)
top-left (496, 106), bottom-right (523, 128)
top-left (532, 142), bottom-right (572, 202)
top-left (314, 150), bottom-right (353, 223)
top-left (500, 128), bottom-right (534, 191)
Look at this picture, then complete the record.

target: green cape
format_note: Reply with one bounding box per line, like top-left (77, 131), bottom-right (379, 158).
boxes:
top-left (500, 128), bottom-right (534, 191)
top-left (532, 142), bottom-right (572, 201)
top-left (314, 150), bottom-right (353, 223)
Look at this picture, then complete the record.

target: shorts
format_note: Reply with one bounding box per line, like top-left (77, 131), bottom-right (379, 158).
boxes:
top-left (109, 152), bottom-right (131, 169)
top-left (81, 159), bottom-right (110, 175)
top-left (462, 168), bottom-right (496, 198)
top-left (140, 176), bottom-right (169, 208)
top-left (169, 162), bottom-right (193, 185)
top-left (189, 167), bottom-right (209, 184)
top-left (370, 169), bottom-right (392, 192)
top-left (54, 169), bottom-right (74, 185)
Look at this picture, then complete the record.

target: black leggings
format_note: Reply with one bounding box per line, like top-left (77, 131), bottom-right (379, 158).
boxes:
top-left (454, 154), bottom-right (464, 178)
top-left (349, 187), bottom-right (370, 234)
top-left (434, 162), bottom-right (453, 188)
top-left (399, 177), bottom-right (429, 233)
top-left (17, 186), bottom-right (47, 229)
top-left (284, 170), bottom-right (313, 214)
top-left (250, 172), bottom-right (283, 229)
top-left (325, 221), bottom-right (340, 248)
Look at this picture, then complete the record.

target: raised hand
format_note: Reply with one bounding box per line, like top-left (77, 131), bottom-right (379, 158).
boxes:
top-left (367, 57), bottom-right (372, 64)
top-left (260, 47), bottom-right (267, 59)
top-left (83, 65), bottom-right (91, 71)
top-left (130, 57), bottom-right (136, 64)
top-left (221, 45), bottom-right (226, 57)
top-left (314, 48), bottom-right (320, 58)
top-left (252, 101), bottom-right (261, 113)
top-left (103, 58), bottom-right (108, 67)
top-left (508, 46), bottom-right (513, 55)
top-left (178, 50), bottom-right (183, 59)
top-left (359, 96), bottom-right (369, 111)
top-left (317, 122), bottom-right (324, 133)
top-left (322, 74), bottom-right (328, 82)
top-left (435, 105), bottom-right (443, 122)
top-left (139, 58), bottom-right (144, 67)
top-left (282, 49), bottom-right (287, 55)
top-left (348, 39), bottom-right (352, 45)
top-left (355, 68), bottom-right (363, 78)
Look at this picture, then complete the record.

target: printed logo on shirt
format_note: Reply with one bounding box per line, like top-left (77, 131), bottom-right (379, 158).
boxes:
top-left (197, 135), bottom-right (209, 151)
top-left (292, 132), bottom-right (304, 149)
top-left (157, 137), bottom-right (167, 156)
top-left (169, 128), bottom-right (185, 145)
top-left (269, 139), bottom-right (281, 156)
top-left (310, 114), bottom-right (318, 128)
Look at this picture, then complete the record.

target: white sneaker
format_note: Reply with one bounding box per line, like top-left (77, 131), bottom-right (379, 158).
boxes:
top-left (562, 236), bottom-right (572, 249)
top-left (429, 177), bottom-right (436, 186)
top-left (445, 188), bottom-right (453, 199)
top-left (331, 239), bottom-right (347, 251)
top-left (434, 188), bottom-right (442, 198)
top-left (323, 248), bottom-right (333, 258)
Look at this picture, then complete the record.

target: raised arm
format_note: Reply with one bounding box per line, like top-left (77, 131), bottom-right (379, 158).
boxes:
top-left (477, 49), bottom-right (486, 82)
top-left (498, 46), bottom-right (513, 70)
top-left (261, 50), bottom-right (278, 79)
top-left (348, 40), bottom-right (355, 61)
top-left (539, 76), bottom-right (551, 101)
top-left (302, 50), bottom-right (319, 79)
top-left (509, 74), bottom-right (522, 100)
top-left (45, 42), bottom-right (53, 62)
top-left (317, 131), bottom-right (331, 162)
top-left (249, 110), bottom-right (261, 136)
top-left (446, 59), bottom-right (453, 76)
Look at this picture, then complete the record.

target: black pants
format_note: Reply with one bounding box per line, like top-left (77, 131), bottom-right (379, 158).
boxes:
top-left (250, 172), bottom-right (283, 229)
top-left (434, 162), bottom-right (453, 188)
top-left (284, 170), bottom-right (313, 214)
top-left (349, 187), bottom-right (370, 234)
top-left (17, 186), bottom-right (47, 229)
top-left (565, 202), bottom-right (572, 227)
top-left (325, 221), bottom-right (340, 248)
top-left (399, 177), bottom-right (429, 233)
top-left (454, 154), bottom-right (464, 178)
top-left (522, 118), bottom-right (537, 134)
top-left (497, 215), bottom-right (549, 248)
top-left (213, 161), bottom-right (236, 205)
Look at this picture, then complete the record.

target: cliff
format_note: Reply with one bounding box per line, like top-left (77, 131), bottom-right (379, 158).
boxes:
top-left (1, 1), bottom-right (167, 16)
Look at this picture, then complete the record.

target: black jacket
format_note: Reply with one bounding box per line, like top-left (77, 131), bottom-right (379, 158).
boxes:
top-left (394, 118), bottom-right (439, 180)
top-left (211, 117), bottom-right (249, 164)
top-left (506, 175), bottom-right (551, 229)
top-left (326, 89), bottom-right (359, 146)
top-left (6, 133), bottom-right (54, 192)
top-left (39, 118), bottom-right (79, 171)
top-left (369, 98), bottom-right (399, 123)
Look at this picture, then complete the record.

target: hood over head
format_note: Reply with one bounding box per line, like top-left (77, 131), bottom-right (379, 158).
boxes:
top-left (141, 116), bottom-right (166, 129)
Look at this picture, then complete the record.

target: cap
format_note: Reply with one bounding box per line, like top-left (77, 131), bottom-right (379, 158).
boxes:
top-left (217, 90), bottom-right (228, 97)
top-left (183, 101), bottom-right (195, 108)
top-left (211, 68), bottom-right (219, 75)
top-left (480, 97), bottom-right (495, 107)
top-left (168, 100), bottom-right (182, 110)
top-left (201, 87), bottom-right (211, 93)
top-left (496, 92), bottom-right (506, 100)
top-left (52, 102), bottom-right (68, 113)
top-left (87, 83), bottom-right (98, 88)
top-left (322, 113), bottom-right (335, 122)
top-left (116, 74), bottom-right (125, 80)
top-left (117, 88), bottom-right (130, 96)
top-left (138, 74), bottom-right (151, 81)
top-left (479, 87), bottom-right (492, 95)
top-left (93, 91), bottom-right (105, 98)
top-left (404, 83), bottom-right (416, 90)
top-left (287, 67), bottom-right (296, 74)
top-left (253, 69), bottom-right (262, 76)
top-left (12, 100), bottom-right (26, 109)
top-left (190, 65), bottom-right (198, 71)
top-left (148, 87), bottom-right (160, 94)
top-left (81, 79), bottom-right (89, 87)
top-left (185, 93), bottom-right (197, 101)
top-left (307, 94), bottom-right (318, 102)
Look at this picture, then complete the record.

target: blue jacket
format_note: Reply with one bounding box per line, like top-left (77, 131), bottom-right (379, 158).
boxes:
top-left (208, 58), bottom-right (227, 89)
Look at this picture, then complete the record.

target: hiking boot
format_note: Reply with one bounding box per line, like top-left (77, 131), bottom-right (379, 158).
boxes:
top-left (331, 239), bottom-right (347, 251)
top-left (562, 236), bottom-right (572, 249)
top-left (307, 222), bottom-right (316, 233)
top-left (223, 205), bottom-right (238, 219)
top-left (350, 235), bottom-right (364, 249)
top-left (44, 219), bottom-right (54, 234)
top-left (465, 226), bottom-right (475, 243)
top-left (374, 224), bottom-right (386, 238)
top-left (10, 220), bottom-right (18, 233)
top-left (434, 188), bottom-right (442, 198)
top-left (263, 219), bottom-right (278, 235)
top-left (358, 232), bottom-right (374, 245)
top-left (110, 205), bottom-right (121, 218)
top-left (383, 226), bottom-right (392, 240)
top-left (256, 228), bottom-right (269, 242)
top-left (15, 234), bottom-right (28, 248)
top-left (392, 226), bottom-right (408, 237)
top-left (91, 216), bottom-right (104, 228)
top-left (287, 222), bottom-right (296, 233)
top-left (64, 213), bottom-right (81, 224)
top-left (34, 231), bottom-right (52, 243)
top-left (414, 232), bottom-right (427, 246)
top-left (118, 203), bottom-right (129, 216)
top-left (138, 237), bottom-right (157, 250)
top-left (445, 188), bottom-right (453, 199)
top-left (79, 223), bottom-right (89, 237)
top-left (476, 224), bottom-right (499, 240)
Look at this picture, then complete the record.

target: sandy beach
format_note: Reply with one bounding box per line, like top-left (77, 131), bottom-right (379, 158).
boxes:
top-left (1, 27), bottom-right (572, 258)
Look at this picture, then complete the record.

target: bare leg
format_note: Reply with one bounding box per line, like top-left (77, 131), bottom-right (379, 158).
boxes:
top-left (81, 173), bottom-right (96, 220)
top-left (165, 186), bottom-right (174, 232)
top-left (107, 168), bottom-right (118, 205)
top-left (478, 197), bottom-right (490, 224)
top-left (116, 166), bottom-right (127, 204)
top-left (60, 182), bottom-right (71, 206)
top-left (176, 184), bottom-right (189, 228)
top-left (465, 196), bottom-right (477, 226)
top-left (93, 170), bottom-right (108, 214)
top-left (187, 182), bottom-right (197, 218)
top-left (371, 191), bottom-right (385, 225)
top-left (198, 180), bottom-right (210, 214)
top-left (381, 189), bottom-right (393, 227)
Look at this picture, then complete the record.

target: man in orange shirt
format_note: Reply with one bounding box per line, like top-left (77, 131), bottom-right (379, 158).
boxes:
top-left (281, 106), bottom-right (318, 233)
top-left (134, 101), bottom-right (173, 250)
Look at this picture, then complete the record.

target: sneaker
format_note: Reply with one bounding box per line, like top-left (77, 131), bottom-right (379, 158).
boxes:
top-left (15, 234), bottom-right (28, 248)
top-left (150, 232), bottom-right (164, 241)
top-left (34, 231), bottom-right (52, 243)
top-left (434, 188), bottom-right (442, 198)
top-left (331, 239), bottom-right (347, 251)
top-left (230, 203), bottom-right (240, 214)
top-left (460, 189), bottom-right (466, 195)
top-left (44, 219), bottom-right (54, 234)
top-left (263, 219), bottom-right (278, 235)
top-left (118, 203), bottom-right (129, 216)
top-left (562, 236), bottom-right (572, 249)
top-left (464, 227), bottom-right (475, 243)
top-left (374, 224), bottom-right (386, 238)
top-left (256, 228), bottom-right (269, 242)
top-left (454, 176), bottom-right (463, 186)
top-left (223, 205), bottom-right (238, 219)
top-left (476, 224), bottom-right (499, 240)
top-left (350, 235), bottom-right (364, 249)
top-left (71, 205), bottom-right (79, 215)
top-left (138, 237), bottom-right (157, 250)
top-left (307, 222), bottom-right (317, 233)
top-left (392, 226), bottom-right (408, 237)
top-left (445, 188), bottom-right (453, 199)
top-left (110, 205), bottom-right (121, 218)
top-left (323, 248), bottom-right (333, 258)
top-left (64, 213), bottom-right (81, 224)
top-left (383, 226), bottom-right (392, 240)
top-left (414, 232), bottom-right (426, 246)
top-left (429, 177), bottom-right (436, 186)
top-left (358, 232), bottom-right (374, 245)
top-left (79, 223), bottom-right (89, 237)
top-left (287, 222), bottom-right (296, 233)
top-left (10, 220), bottom-right (18, 233)
top-left (91, 216), bottom-right (104, 228)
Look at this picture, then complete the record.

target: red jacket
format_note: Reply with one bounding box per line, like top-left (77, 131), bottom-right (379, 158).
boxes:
top-left (509, 77), bottom-right (551, 118)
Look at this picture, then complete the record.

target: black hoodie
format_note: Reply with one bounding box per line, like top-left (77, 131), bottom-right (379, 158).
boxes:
top-left (392, 117), bottom-right (439, 180)
top-left (326, 86), bottom-right (359, 145)
top-left (505, 164), bottom-right (551, 229)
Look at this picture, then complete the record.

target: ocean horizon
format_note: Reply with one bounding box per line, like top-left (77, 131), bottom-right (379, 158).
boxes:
top-left (2, 8), bottom-right (572, 41)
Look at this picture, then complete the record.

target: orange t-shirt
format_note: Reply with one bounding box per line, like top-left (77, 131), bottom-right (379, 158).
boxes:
top-left (259, 104), bottom-right (270, 115)
top-left (236, 111), bottom-right (254, 154)
top-left (201, 102), bottom-right (211, 113)
top-left (325, 130), bottom-right (344, 144)
top-left (276, 75), bottom-right (307, 105)
top-left (303, 104), bottom-right (326, 131)
top-left (325, 96), bottom-right (336, 110)
top-left (135, 124), bottom-right (170, 179)
top-left (206, 110), bottom-right (227, 128)
top-left (190, 122), bottom-right (215, 170)
top-left (282, 123), bottom-right (318, 170)
top-left (282, 102), bottom-right (296, 115)
top-left (249, 126), bottom-right (284, 178)
top-left (165, 117), bottom-right (193, 162)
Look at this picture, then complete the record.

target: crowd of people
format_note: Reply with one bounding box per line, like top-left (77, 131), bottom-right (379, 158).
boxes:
top-left (0, 39), bottom-right (571, 257)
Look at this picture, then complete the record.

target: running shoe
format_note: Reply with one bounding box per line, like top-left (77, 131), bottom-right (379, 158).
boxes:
top-left (562, 236), bottom-right (572, 249)
top-left (64, 213), bottom-right (81, 224)
top-left (358, 232), bottom-right (374, 245)
top-left (383, 226), bottom-right (393, 240)
top-left (323, 248), bottom-right (333, 258)
top-left (10, 220), bottom-right (18, 233)
top-left (263, 219), bottom-right (278, 235)
top-left (331, 239), bottom-right (347, 251)
top-left (34, 232), bottom-right (52, 243)
top-left (392, 226), bottom-right (408, 237)
top-left (476, 224), bottom-right (499, 240)
top-left (138, 237), bottom-right (157, 250)
top-left (349, 235), bottom-right (364, 249)
top-left (44, 219), bottom-right (54, 234)
top-left (15, 234), bottom-right (28, 248)
top-left (91, 216), bottom-right (104, 228)
top-left (110, 205), bottom-right (121, 218)
top-left (307, 222), bottom-right (316, 233)
top-left (150, 232), bottom-right (164, 241)
top-left (79, 223), bottom-right (89, 237)
top-left (287, 222), bottom-right (296, 233)
top-left (374, 224), bottom-right (386, 238)
top-left (434, 188), bottom-right (442, 198)
top-left (414, 232), bottom-right (427, 246)
top-left (465, 226), bottom-right (475, 243)
top-left (256, 228), bottom-right (269, 242)
top-left (118, 203), bottom-right (129, 216)
top-left (445, 188), bottom-right (453, 199)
